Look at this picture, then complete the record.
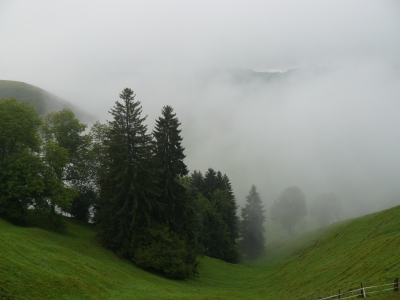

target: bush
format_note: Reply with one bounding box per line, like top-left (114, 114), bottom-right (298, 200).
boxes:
top-left (133, 226), bottom-right (198, 279)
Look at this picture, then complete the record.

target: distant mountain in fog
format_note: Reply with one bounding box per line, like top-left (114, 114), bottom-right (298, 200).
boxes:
top-left (196, 65), bottom-right (330, 85)
top-left (0, 80), bottom-right (97, 123)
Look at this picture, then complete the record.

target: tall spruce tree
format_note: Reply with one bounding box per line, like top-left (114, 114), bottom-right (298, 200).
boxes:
top-left (146, 105), bottom-right (197, 278)
top-left (240, 185), bottom-right (265, 260)
top-left (98, 88), bottom-right (157, 257)
top-left (222, 174), bottom-right (239, 250)
top-left (152, 105), bottom-right (188, 227)
top-left (215, 171), bottom-right (225, 190)
top-left (190, 170), bottom-right (204, 194)
top-left (203, 168), bottom-right (217, 198)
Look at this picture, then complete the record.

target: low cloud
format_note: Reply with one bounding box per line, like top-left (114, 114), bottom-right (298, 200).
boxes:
top-left (1, 0), bottom-right (400, 216)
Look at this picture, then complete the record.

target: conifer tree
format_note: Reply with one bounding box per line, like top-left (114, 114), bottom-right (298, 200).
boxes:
top-left (190, 170), bottom-right (204, 194)
top-left (98, 88), bottom-right (157, 256)
top-left (152, 105), bottom-right (188, 228)
top-left (203, 168), bottom-right (217, 198)
top-left (240, 185), bottom-right (265, 260)
top-left (148, 105), bottom-right (197, 278)
top-left (222, 174), bottom-right (239, 248)
top-left (215, 171), bottom-right (225, 190)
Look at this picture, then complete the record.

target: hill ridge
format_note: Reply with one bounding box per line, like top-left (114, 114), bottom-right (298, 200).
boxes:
top-left (0, 80), bottom-right (96, 123)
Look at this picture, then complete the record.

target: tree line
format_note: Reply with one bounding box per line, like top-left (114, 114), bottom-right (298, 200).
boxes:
top-left (0, 89), bottom-right (342, 278)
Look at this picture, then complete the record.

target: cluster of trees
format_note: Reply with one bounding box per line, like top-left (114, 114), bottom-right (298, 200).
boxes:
top-left (96, 89), bottom-right (197, 278)
top-left (96, 89), bottom-right (269, 274)
top-left (188, 168), bottom-right (240, 263)
top-left (0, 98), bottom-right (88, 226)
top-left (1, 91), bottom-right (201, 278)
top-left (187, 174), bottom-right (267, 261)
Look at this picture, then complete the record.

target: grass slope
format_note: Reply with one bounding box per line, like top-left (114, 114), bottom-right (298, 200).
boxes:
top-left (258, 205), bottom-right (400, 299)
top-left (1, 206), bottom-right (400, 300)
top-left (0, 80), bottom-right (96, 122)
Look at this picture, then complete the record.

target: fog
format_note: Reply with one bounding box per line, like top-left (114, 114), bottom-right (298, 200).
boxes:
top-left (1, 1), bottom-right (400, 216)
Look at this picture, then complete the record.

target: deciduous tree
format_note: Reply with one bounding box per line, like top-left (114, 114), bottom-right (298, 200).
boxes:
top-left (271, 186), bottom-right (307, 236)
top-left (0, 99), bottom-right (74, 224)
top-left (0, 98), bottom-right (41, 160)
top-left (41, 109), bottom-right (92, 219)
top-left (0, 98), bottom-right (44, 222)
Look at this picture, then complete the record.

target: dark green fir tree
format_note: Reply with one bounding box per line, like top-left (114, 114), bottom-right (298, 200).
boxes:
top-left (152, 105), bottom-right (188, 227)
top-left (190, 170), bottom-right (204, 194)
top-left (144, 105), bottom-right (198, 278)
top-left (203, 168), bottom-right (217, 199)
top-left (98, 88), bottom-right (157, 257)
top-left (221, 174), bottom-right (239, 251)
top-left (240, 185), bottom-right (265, 260)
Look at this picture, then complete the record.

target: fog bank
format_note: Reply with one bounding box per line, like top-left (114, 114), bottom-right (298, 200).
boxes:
top-left (1, 0), bottom-right (400, 216)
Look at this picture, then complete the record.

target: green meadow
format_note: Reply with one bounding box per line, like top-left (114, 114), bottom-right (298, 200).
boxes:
top-left (1, 205), bottom-right (400, 300)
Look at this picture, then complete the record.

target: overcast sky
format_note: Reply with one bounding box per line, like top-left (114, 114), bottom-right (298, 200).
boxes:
top-left (1, 1), bottom-right (400, 215)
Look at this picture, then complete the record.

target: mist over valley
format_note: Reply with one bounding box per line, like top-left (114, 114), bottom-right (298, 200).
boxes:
top-left (2, 1), bottom-right (399, 221)
top-left (1, 1), bottom-right (400, 298)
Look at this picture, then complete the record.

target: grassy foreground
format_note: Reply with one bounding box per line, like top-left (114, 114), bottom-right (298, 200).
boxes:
top-left (1, 205), bottom-right (400, 300)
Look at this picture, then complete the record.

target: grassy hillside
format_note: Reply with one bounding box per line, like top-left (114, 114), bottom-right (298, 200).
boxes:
top-left (256, 205), bottom-right (400, 299)
top-left (0, 80), bottom-right (96, 123)
top-left (1, 205), bottom-right (400, 299)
